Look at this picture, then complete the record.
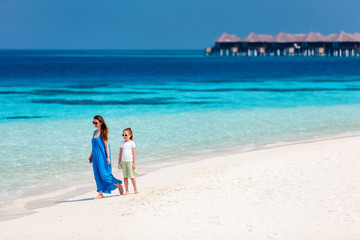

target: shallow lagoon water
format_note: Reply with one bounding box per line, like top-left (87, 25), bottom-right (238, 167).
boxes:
top-left (1, 51), bottom-right (360, 201)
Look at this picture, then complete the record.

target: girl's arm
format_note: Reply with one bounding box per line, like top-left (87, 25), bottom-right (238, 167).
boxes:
top-left (132, 147), bottom-right (136, 169)
top-left (118, 148), bottom-right (123, 169)
top-left (104, 140), bottom-right (111, 165)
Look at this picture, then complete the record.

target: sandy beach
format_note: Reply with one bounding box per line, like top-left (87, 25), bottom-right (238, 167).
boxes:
top-left (1, 135), bottom-right (360, 240)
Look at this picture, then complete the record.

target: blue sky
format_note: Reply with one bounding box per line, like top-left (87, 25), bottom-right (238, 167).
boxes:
top-left (1, 0), bottom-right (359, 49)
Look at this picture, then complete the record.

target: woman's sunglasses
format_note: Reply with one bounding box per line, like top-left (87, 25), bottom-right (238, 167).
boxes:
top-left (92, 121), bottom-right (99, 125)
top-left (122, 134), bottom-right (128, 137)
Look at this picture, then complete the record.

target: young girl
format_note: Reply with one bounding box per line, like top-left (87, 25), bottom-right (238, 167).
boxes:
top-left (118, 128), bottom-right (139, 195)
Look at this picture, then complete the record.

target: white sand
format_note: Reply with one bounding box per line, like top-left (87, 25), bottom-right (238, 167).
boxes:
top-left (1, 135), bottom-right (360, 240)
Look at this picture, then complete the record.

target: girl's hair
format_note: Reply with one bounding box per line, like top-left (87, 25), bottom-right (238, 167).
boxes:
top-left (124, 128), bottom-right (133, 140)
top-left (94, 115), bottom-right (108, 142)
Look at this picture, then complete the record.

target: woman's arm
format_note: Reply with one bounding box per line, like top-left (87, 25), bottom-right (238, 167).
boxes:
top-left (104, 140), bottom-right (110, 165)
top-left (89, 130), bottom-right (96, 163)
top-left (118, 148), bottom-right (123, 169)
top-left (132, 147), bottom-right (136, 169)
top-left (89, 150), bottom-right (93, 163)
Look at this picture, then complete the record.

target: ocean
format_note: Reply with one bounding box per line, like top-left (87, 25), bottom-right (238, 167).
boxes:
top-left (1, 50), bottom-right (360, 203)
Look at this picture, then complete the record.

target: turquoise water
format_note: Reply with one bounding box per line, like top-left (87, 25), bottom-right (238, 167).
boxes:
top-left (1, 50), bottom-right (360, 201)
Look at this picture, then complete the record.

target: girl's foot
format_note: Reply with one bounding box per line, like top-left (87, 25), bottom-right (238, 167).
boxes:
top-left (116, 183), bottom-right (124, 195)
top-left (94, 194), bottom-right (104, 200)
top-left (134, 190), bottom-right (139, 194)
top-left (124, 191), bottom-right (129, 196)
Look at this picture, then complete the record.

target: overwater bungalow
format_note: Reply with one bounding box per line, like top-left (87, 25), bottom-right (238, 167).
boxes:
top-left (207, 31), bottom-right (360, 57)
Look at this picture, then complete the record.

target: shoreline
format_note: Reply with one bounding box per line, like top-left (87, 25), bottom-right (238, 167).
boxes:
top-left (1, 131), bottom-right (360, 222)
top-left (1, 132), bottom-right (360, 239)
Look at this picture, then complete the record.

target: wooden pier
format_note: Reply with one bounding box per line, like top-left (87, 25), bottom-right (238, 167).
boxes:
top-left (207, 32), bottom-right (360, 57)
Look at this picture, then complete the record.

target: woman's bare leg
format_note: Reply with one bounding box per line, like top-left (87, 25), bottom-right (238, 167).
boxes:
top-left (95, 191), bottom-right (104, 199)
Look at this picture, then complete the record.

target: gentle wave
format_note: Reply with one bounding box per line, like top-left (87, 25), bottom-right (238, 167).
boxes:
top-left (5, 87), bottom-right (359, 96)
top-left (30, 98), bottom-right (216, 105)
top-left (189, 78), bottom-right (360, 83)
top-left (64, 84), bottom-right (113, 89)
top-left (0, 91), bottom-right (29, 94)
top-left (0, 90), bottom-right (157, 96)
top-left (144, 87), bottom-right (360, 92)
top-left (31, 89), bottom-right (157, 96)
top-left (4, 116), bottom-right (44, 119)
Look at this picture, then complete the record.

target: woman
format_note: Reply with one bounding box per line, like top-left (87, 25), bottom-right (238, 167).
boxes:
top-left (89, 115), bottom-right (124, 199)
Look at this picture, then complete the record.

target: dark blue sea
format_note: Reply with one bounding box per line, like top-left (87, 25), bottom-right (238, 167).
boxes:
top-left (1, 50), bottom-right (360, 203)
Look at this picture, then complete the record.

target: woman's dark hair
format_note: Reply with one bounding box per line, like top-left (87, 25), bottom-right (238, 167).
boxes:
top-left (94, 115), bottom-right (108, 142)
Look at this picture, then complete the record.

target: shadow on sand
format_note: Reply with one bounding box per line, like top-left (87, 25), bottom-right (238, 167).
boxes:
top-left (55, 195), bottom-right (120, 203)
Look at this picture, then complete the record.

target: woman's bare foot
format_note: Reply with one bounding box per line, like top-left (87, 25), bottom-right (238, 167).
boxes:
top-left (134, 190), bottom-right (139, 194)
top-left (94, 194), bottom-right (104, 200)
top-left (123, 191), bottom-right (129, 196)
top-left (116, 183), bottom-right (124, 195)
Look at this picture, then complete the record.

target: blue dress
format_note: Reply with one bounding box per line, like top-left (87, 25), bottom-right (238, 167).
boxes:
top-left (91, 133), bottom-right (122, 194)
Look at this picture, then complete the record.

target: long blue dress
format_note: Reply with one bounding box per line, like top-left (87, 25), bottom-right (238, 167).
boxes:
top-left (91, 133), bottom-right (122, 194)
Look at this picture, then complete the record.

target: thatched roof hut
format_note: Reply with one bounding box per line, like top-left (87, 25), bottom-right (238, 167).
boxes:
top-left (271, 32), bottom-right (297, 43)
top-left (213, 32), bottom-right (241, 42)
top-left (301, 32), bottom-right (326, 42)
top-left (241, 32), bottom-right (273, 42)
top-left (293, 34), bottom-right (307, 42)
top-left (325, 31), bottom-right (355, 42)
top-left (353, 32), bottom-right (360, 41)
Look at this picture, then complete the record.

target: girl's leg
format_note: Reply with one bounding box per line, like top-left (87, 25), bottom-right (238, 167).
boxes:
top-left (124, 178), bottom-right (129, 195)
top-left (95, 191), bottom-right (104, 199)
top-left (131, 178), bottom-right (139, 194)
